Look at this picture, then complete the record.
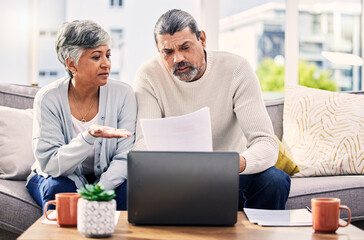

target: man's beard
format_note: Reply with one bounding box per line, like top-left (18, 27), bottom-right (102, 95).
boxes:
top-left (171, 61), bottom-right (202, 82)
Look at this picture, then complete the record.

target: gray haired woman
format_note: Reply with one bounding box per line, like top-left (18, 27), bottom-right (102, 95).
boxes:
top-left (26, 20), bottom-right (136, 210)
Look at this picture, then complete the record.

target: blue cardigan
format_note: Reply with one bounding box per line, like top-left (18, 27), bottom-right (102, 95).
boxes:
top-left (27, 77), bottom-right (137, 190)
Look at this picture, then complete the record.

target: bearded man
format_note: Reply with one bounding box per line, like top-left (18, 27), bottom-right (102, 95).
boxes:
top-left (133, 9), bottom-right (291, 210)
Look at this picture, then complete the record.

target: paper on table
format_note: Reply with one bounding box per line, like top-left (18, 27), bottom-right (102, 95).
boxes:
top-left (243, 208), bottom-right (312, 226)
top-left (141, 107), bottom-right (213, 151)
top-left (41, 211), bottom-right (120, 226)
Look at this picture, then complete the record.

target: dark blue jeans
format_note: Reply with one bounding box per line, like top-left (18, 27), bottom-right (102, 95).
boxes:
top-left (28, 166), bottom-right (290, 212)
top-left (238, 166), bottom-right (291, 210)
top-left (27, 174), bottom-right (127, 211)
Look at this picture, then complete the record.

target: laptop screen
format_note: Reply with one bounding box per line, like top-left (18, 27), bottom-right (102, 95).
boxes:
top-left (127, 151), bottom-right (239, 226)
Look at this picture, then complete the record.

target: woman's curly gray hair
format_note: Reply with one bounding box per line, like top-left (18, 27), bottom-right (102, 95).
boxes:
top-left (55, 20), bottom-right (110, 78)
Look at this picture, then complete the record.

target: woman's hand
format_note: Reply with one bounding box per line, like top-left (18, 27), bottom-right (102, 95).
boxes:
top-left (88, 124), bottom-right (132, 138)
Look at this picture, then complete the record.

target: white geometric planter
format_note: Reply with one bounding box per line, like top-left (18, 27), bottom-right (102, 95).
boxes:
top-left (77, 198), bottom-right (116, 238)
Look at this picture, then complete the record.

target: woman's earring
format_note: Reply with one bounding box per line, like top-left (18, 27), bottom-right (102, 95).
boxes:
top-left (72, 72), bottom-right (77, 76)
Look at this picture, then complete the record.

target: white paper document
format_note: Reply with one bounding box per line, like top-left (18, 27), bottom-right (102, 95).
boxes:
top-left (141, 107), bottom-right (213, 151)
top-left (244, 208), bottom-right (312, 226)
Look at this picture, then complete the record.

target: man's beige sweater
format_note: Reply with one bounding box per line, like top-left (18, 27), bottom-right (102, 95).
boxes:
top-left (133, 51), bottom-right (278, 174)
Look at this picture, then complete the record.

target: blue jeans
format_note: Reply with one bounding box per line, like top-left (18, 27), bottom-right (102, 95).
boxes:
top-left (238, 166), bottom-right (291, 210)
top-left (27, 174), bottom-right (127, 211)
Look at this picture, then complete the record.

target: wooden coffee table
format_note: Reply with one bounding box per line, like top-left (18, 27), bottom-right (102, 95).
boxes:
top-left (18, 211), bottom-right (364, 240)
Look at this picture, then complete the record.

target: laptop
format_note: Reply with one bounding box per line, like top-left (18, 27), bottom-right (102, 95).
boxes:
top-left (127, 151), bottom-right (239, 226)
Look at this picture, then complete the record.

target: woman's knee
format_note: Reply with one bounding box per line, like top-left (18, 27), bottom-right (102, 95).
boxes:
top-left (43, 177), bottom-right (77, 200)
top-left (27, 174), bottom-right (46, 207)
top-left (114, 180), bottom-right (127, 210)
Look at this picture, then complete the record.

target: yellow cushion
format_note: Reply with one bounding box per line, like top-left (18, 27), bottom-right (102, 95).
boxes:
top-left (274, 135), bottom-right (300, 176)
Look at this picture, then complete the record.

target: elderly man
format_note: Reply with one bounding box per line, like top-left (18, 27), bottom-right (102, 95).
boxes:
top-left (133, 9), bottom-right (290, 209)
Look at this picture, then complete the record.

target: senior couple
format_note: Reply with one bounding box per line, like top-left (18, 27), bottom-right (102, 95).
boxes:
top-left (27, 9), bottom-right (291, 211)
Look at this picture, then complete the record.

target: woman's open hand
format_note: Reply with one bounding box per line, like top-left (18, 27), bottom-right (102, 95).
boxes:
top-left (88, 124), bottom-right (132, 138)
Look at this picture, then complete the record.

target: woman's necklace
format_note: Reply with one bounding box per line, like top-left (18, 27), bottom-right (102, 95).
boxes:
top-left (70, 86), bottom-right (96, 124)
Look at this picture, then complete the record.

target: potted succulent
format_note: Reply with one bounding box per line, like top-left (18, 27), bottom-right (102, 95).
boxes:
top-left (77, 183), bottom-right (116, 238)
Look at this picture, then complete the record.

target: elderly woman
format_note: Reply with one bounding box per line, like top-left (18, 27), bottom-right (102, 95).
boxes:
top-left (26, 20), bottom-right (136, 210)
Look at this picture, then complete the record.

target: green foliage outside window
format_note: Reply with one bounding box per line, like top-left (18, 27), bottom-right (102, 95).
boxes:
top-left (256, 58), bottom-right (337, 92)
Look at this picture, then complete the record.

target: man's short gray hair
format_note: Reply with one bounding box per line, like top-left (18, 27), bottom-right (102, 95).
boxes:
top-left (55, 20), bottom-right (110, 78)
top-left (154, 9), bottom-right (201, 44)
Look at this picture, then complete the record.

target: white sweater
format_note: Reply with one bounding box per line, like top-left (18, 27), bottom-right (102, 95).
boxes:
top-left (133, 51), bottom-right (278, 174)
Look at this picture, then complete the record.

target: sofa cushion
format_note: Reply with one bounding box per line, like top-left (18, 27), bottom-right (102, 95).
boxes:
top-left (0, 179), bottom-right (42, 234)
top-left (0, 106), bottom-right (34, 180)
top-left (287, 176), bottom-right (364, 221)
top-left (283, 85), bottom-right (364, 177)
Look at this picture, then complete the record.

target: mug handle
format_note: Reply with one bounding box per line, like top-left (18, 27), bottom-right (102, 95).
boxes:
top-left (338, 205), bottom-right (351, 228)
top-left (44, 200), bottom-right (57, 221)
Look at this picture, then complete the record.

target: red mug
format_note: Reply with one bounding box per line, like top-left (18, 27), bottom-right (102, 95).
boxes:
top-left (311, 198), bottom-right (351, 233)
top-left (44, 193), bottom-right (81, 227)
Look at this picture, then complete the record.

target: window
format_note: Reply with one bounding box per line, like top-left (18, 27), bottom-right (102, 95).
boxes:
top-left (219, 1), bottom-right (286, 99)
top-left (298, 0), bottom-right (362, 91)
top-left (109, 29), bottom-right (124, 81)
top-left (38, 70), bottom-right (62, 87)
top-left (258, 31), bottom-right (285, 62)
top-left (110, 0), bottom-right (123, 7)
top-left (110, 29), bottom-right (123, 49)
top-left (110, 71), bottom-right (119, 80)
top-left (2, 0), bottom-right (362, 92)
top-left (219, 0), bottom-right (362, 99)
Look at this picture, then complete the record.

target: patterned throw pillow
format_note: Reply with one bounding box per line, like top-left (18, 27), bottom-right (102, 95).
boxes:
top-left (282, 85), bottom-right (364, 177)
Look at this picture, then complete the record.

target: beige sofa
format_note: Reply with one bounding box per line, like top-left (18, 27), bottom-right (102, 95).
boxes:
top-left (0, 83), bottom-right (363, 239)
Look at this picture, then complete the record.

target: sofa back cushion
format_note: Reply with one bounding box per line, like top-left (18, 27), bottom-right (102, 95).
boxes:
top-left (0, 83), bottom-right (39, 109)
top-left (265, 98), bottom-right (284, 140)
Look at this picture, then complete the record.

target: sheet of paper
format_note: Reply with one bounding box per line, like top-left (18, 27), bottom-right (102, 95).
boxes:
top-left (243, 208), bottom-right (312, 227)
top-left (41, 211), bottom-right (57, 225)
top-left (42, 211), bottom-right (120, 226)
top-left (141, 107), bottom-right (213, 151)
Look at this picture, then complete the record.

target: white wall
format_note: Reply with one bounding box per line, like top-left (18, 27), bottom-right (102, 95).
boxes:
top-left (66, 0), bottom-right (126, 29)
top-left (37, 0), bottom-right (66, 86)
top-left (0, 1), bottom-right (30, 84)
top-left (0, 0), bottom-right (206, 86)
top-left (66, 0), bottom-right (127, 83)
top-left (65, 0), bottom-right (197, 85)
top-left (219, 25), bottom-right (259, 70)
